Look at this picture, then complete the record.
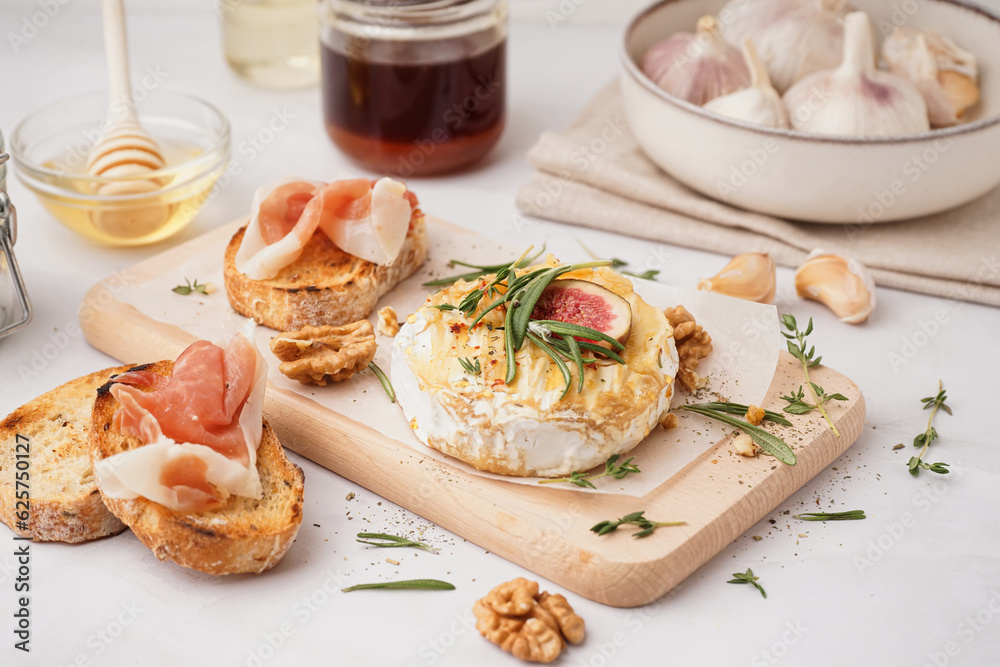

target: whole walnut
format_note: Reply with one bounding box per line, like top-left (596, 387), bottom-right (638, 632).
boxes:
top-left (473, 579), bottom-right (586, 663)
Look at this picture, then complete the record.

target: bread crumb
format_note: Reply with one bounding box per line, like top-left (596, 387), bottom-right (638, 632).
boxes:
top-left (745, 404), bottom-right (765, 425)
top-left (386, 558), bottom-right (399, 566)
top-left (660, 413), bottom-right (679, 430)
top-left (378, 306), bottom-right (401, 336)
top-left (345, 492), bottom-right (355, 501)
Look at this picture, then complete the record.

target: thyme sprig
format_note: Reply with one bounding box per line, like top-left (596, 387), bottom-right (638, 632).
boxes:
top-left (781, 384), bottom-right (848, 415)
top-left (781, 315), bottom-right (841, 437)
top-left (538, 454), bottom-right (641, 489)
top-left (341, 579), bottom-right (454, 593)
top-left (727, 568), bottom-right (766, 598)
top-left (423, 245), bottom-right (546, 287)
top-left (172, 278), bottom-right (212, 295)
top-left (908, 380), bottom-right (952, 476)
top-left (368, 361), bottom-right (395, 403)
top-left (677, 403), bottom-right (796, 465)
top-left (794, 510), bottom-right (866, 521)
top-left (355, 532), bottom-right (438, 553)
top-left (591, 511), bottom-right (685, 538)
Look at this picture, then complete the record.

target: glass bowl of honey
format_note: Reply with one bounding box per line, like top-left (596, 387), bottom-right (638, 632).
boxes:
top-left (10, 90), bottom-right (230, 246)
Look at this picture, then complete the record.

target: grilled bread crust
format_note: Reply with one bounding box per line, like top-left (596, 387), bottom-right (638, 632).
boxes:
top-left (0, 366), bottom-right (130, 543)
top-left (223, 212), bottom-right (428, 331)
top-left (89, 361), bottom-right (305, 575)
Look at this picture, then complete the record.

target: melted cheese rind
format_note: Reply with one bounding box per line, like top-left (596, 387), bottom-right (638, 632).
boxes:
top-left (392, 266), bottom-right (680, 477)
top-left (95, 320), bottom-right (267, 508)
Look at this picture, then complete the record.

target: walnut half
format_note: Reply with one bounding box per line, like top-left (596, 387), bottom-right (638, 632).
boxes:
top-left (473, 578), bottom-right (586, 663)
top-left (270, 321), bottom-right (376, 386)
top-left (664, 305), bottom-right (713, 392)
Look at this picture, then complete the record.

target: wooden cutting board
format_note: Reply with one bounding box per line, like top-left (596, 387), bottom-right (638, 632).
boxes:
top-left (79, 220), bottom-right (866, 608)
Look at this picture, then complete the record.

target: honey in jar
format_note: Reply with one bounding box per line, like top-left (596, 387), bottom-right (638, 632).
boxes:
top-left (321, 0), bottom-right (507, 176)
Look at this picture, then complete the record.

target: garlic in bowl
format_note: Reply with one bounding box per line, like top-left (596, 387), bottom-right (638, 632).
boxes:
top-left (621, 0), bottom-right (1000, 224)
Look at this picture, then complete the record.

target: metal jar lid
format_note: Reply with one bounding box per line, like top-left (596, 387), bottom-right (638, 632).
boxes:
top-left (0, 152), bottom-right (32, 339)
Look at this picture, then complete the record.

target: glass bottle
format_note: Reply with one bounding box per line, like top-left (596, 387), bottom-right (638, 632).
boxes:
top-left (221, 0), bottom-right (321, 89)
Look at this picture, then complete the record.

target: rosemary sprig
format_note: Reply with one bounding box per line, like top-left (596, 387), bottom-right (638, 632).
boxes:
top-left (526, 320), bottom-right (625, 398)
top-left (458, 357), bottom-right (481, 375)
top-left (422, 245), bottom-right (546, 287)
top-left (794, 510), bottom-right (866, 521)
top-left (341, 579), bottom-right (455, 593)
top-left (430, 304), bottom-right (456, 311)
top-left (908, 380), bottom-right (952, 476)
top-left (727, 568), bottom-right (766, 598)
top-left (448, 252), bottom-right (624, 397)
top-left (780, 384), bottom-right (848, 416)
top-left (355, 532), bottom-right (438, 553)
top-left (622, 269), bottom-right (660, 281)
top-left (676, 404), bottom-right (796, 465)
top-left (368, 361), bottom-right (395, 403)
top-left (781, 315), bottom-right (841, 437)
top-left (688, 401), bottom-right (792, 427)
top-left (577, 239), bottom-right (659, 281)
top-left (590, 511), bottom-right (685, 538)
top-left (537, 454), bottom-right (641, 489)
top-left (172, 278), bottom-right (212, 295)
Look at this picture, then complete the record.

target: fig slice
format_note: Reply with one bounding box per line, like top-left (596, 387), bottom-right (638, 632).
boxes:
top-left (530, 279), bottom-right (632, 347)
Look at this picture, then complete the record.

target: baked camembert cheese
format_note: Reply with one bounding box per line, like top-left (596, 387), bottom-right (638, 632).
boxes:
top-left (392, 258), bottom-right (680, 477)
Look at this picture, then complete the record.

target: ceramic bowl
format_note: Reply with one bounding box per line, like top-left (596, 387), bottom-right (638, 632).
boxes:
top-left (621, 0), bottom-right (1000, 223)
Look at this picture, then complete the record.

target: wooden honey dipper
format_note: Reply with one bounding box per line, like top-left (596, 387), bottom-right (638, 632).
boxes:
top-left (86, 0), bottom-right (169, 237)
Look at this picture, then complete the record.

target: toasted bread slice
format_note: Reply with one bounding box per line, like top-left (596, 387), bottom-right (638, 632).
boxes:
top-left (0, 366), bottom-right (129, 543)
top-left (89, 361), bottom-right (305, 575)
top-left (223, 211), bottom-right (429, 331)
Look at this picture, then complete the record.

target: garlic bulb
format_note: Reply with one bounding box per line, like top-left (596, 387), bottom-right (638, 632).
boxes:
top-left (794, 250), bottom-right (875, 324)
top-left (720, 0), bottom-right (850, 93)
top-left (697, 252), bottom-right (776, 303)
top-left (641, 15), bottom-right (751, 106)
top-left (783, 12), bottom-right (929, 136)
top-left (882, 28), bottom-right (979, 127)
top-left (704, 39), bottom-right (790, 128)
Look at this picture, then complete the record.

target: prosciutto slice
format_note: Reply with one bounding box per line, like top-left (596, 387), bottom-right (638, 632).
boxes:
top-left (94, 320), bottom-right (267, 513)
top-left (234, 176), bottom-right (417, 280)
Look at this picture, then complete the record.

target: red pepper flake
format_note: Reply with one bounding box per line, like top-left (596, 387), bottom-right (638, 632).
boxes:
top-left (449, 323), bottom-right (464, 334)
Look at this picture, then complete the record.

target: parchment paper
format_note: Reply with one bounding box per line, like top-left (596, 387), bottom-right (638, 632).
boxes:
top-left (116, 218), bottom-right (781, 497)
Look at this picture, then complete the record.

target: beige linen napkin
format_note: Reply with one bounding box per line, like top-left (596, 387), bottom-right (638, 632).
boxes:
top-left (516, 82), bottom-right (1000, 307)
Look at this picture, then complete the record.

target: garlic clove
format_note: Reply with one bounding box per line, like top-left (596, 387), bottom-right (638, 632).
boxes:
top-left (720, 0), bottom-right (850, 94)
top-left (912, 35), bottom-right (961, 127)
top-left (704, 38), bottom-right (790, 128)
top-left (794, 251), bottom-right (876, 324)
top-left (882, 28), bottom-right (980, 127)
top-left (641, 15), bottom-right (752, 106)
top-left (938, 70), bottom-right (980, 119)
top-left (697, 252), bottom-right (776, 304)
top-left (783, 12), bottom-right (929, 136)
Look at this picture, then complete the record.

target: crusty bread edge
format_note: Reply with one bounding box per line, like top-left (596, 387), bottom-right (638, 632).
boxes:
top-left (89, 361), bottom-right (305, 575)
top-left (223, 212), bottom-right (429, 331)
top-left (0, 366), bottom-right (130, 543)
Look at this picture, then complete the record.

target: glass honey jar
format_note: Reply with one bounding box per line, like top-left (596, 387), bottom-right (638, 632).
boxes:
top-left (320, 0), bottom-right (507, 176)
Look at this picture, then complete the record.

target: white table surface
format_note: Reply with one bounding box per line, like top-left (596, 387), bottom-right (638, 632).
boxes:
top-left (1, 5), bottom-right (999, 667)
